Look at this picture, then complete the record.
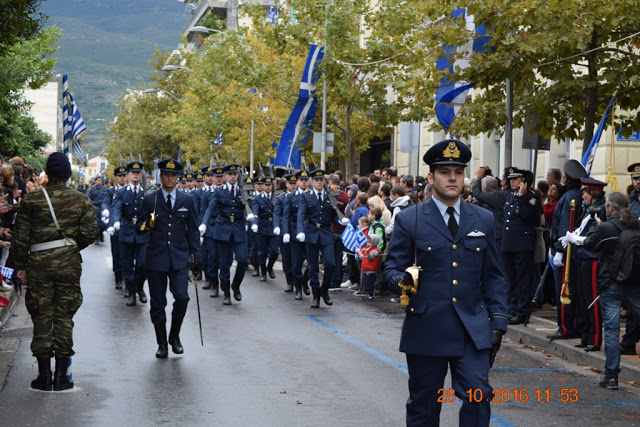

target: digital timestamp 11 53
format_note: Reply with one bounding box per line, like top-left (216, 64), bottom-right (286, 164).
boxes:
top-left (437, 388), bottom-right (579, 403)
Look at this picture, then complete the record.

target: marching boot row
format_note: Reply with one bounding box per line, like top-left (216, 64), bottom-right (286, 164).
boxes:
top-left (125, 273), bottom-right (147, 306)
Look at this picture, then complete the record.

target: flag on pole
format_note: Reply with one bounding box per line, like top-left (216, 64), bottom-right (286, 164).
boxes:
top-left (273, 44), bottom-right (324, 169)
top-left (581, 96), bottom-right (616, 177)
top-left (62, 74), bottom-right (88, 165)
top-left (341, 223), bottom-right (367, 252)
top-left (269, 3), bottom-right (279, 26)
top-left (435, 9), bottom-right (490, 132)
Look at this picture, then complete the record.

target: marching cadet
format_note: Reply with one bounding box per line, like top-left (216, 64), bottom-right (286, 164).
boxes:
top-left (548, 159), bottom-right (587, 340)
top-left (283, 170), bottom-right (311, 299)
top-left (136, 158), bottom-right (200, 358)
top-left (201, 163), bottom-right (253, 305)
top-left (199, 165), bottom-right (225, 295)
top-left (274, 174), bottom-right (297, 293)
top-left (13, 152), bottom-right (97, 391)
top-left (178, 175), bottom-right (187, 192)
top-left (109, 160), bottom-right (149, 306)
top-left (248, 177), bottom-right (263, 276)
top-left (296, 169), bottom-right (349, 308)
top-left (384, 139), bottom-right (508, 426)
top-left (86, 175), bottom-right (107, 244)
top-left (502, 167), bottom-right (540, 325)
top-left (101, 165), bottom-right (128, 289)
top-left (251, 176), bottom-right (279, 282)
top-left (195, 171), bottom-right (204, 190)
top-left (184, 170), bottom-right (196, 193)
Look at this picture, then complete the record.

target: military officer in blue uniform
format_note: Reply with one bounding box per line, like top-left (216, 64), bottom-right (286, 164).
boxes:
top-left (251, 176), bottom-right (279, 282)
top-left (136, 158), bottom-right (200, 358)
top-left (284, 170), bottom-right (311, 299)
top-left (548, 159), bottom-right (587, 340)
top-left (184, 170), bottom-right (196, 193)
top-left (384, 139), bottom-right (508, 427)
top-left (248, 177), bottom-right (263, 276)
top-left (110, 160), bottom-right (149, 306)
top-left (201, 163), bottom-right (253, 305)
top-left (502, 167), bottom-right (540, 325)
top-left (198, 165), bottom-right (226, 295)
top-left (274, 174), bottom-right (297, 293)
top-left (86, 175), bottom-right (108, 244)
top-left (102, 165), bottom-right (128, 289)
top-left (296, 169), bottom-right (348, 308)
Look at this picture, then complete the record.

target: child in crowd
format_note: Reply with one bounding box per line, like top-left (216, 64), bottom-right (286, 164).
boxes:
top-left (356, 234), bottom-right (381, 301)
top-left (367, 207), bottom-right (385, 254)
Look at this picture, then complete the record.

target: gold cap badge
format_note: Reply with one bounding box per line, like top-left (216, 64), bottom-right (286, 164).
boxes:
top-left (442, 141), bottom-right (461, 159)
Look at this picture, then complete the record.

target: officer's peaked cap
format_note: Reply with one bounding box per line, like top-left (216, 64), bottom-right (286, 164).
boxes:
top-left (423, 139), bottom-right (471, 167)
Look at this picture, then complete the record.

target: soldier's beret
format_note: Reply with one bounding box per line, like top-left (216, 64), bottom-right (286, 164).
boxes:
top-left (628, 162), bottom-right (640, 178)
top-left (114, 166), bottom-right (127, 176)
top-left (284, 173), bottom-right (297, 183)
top-left (423, 139), bottom-right (471, 167)
top-left (564, 159), bottom-right (587, 180)
top-left (127, 161), bottom-right (145, 172)
top-left (580, 177), bottom-right (607, 191)
top-left (46, 152), bottom-right (72, 180)
top-left (295, 170), bottom-right (309, 179)
top-left (223, 163), bottom-right (240, 173)
top-left (310, 168), bottom-right (326, 178)
top-left (158, 158), bottom-right (183, 173)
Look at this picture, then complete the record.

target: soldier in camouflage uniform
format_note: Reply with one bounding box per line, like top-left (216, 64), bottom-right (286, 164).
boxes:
top-left (12, 152), bottom-right (97, 391)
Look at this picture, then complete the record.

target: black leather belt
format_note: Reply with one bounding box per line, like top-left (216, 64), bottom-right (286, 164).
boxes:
top-left (219, 214), bottom-right (244, 223)
top-left (308, 221), bottom-right (330, 229)
top-left (123, 216), bottom-right (138, 224)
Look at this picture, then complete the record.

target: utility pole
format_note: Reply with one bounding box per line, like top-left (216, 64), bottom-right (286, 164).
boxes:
top-left (505, 78), bottom-right (513, 168)
top-left (227, 0), bottom-right (238, 31)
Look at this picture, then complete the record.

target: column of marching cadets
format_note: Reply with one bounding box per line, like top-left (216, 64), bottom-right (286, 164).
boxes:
top-left (102, 160), bottom-right (346, 311)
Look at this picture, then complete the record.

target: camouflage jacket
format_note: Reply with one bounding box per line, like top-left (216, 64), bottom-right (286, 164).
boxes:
top-left (11, 180), bottom-right (97, 271)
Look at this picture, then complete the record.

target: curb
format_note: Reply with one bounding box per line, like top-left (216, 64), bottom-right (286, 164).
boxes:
top-left (506, 317), bottom-right (640, 385)
top-left (0, 288), bottom-right (17, 327)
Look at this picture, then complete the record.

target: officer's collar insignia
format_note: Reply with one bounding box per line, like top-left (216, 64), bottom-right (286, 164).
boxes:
top-left (167, 160), bottom-right (176, 169)
top-left (442, 141), bottom-right (461, 159)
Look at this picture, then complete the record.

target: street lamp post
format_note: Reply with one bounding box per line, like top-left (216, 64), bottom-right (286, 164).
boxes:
top-left (161, 65), bottom-right (193, 72)
top-left (143, 88), bottom-right (182, 103)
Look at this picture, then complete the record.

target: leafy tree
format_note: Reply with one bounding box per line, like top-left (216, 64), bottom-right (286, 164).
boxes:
top-left (368, 0), bottom-right (640, 154)
top-left (0, 0), bottom-right (47, 52)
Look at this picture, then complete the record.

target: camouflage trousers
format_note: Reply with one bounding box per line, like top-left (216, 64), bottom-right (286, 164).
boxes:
top-left (25, 267), bottom-right (83, 358)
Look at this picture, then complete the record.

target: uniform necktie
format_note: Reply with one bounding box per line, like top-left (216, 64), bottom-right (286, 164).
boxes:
top-left (167, 194), bottom-right (172, 211)
top-left (447, 206), bottom-right (458, 238)
top-left (318, 192), bottom-right (323, 204)
top-left (231, 186), bottom-right (236, 199)
top-left (134, 187), bottom-right (138, 197)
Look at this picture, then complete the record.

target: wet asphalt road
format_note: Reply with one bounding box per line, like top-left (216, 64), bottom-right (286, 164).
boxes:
top-left (0, 241), bottom-right (639, 426)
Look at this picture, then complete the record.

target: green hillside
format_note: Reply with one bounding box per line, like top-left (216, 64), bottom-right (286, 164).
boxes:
top-left (41, 0), bottom-right (188, 157)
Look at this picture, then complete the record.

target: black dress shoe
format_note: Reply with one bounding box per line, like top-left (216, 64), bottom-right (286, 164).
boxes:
top-left (546, 331), bottom-right (565, 340)
top-left (223, 295), bottom-right (232, 305)
top-left (575, 343), bottom-right (588, 348)
top-left (138, 290), bottom-right (147, 304)
top-left (169, 337), bottom-right (184, 354)
top-left (156, 344), bottom-right (168, 359)
top-left (233, 290), bottom-right (242, 301)
top-left (210, 287), bottom-right (219, 298)
top-left (584, 345), bottom-right (601, 352)
top-left (268, 269), bottom-right (275, 279)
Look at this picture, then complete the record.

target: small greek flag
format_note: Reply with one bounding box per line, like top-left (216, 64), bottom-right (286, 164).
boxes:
top-left (1, 266), bottom-right (14, 280)
top-left (62, 74), bottom-right (88, 165)
top-left (269, 3), bottom-right (279, 26)
top-left (341, 223), bottom-right (366, 252)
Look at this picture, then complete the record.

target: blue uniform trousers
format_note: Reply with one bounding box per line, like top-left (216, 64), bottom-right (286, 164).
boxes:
top-left (110, 234), bottom-right (123, 273)
top-left (280, 238), bottom-right (292, 274)
top-left (503, 251), bottom-right (534, 318)
top-left (198, 236), bottom-right (209, 278)
top-left (147, 269), bottom-right (190, 325)
top-left (204, 236), bottom-right (219, 278)
top-left (248, 228), bottom-right (258, 259)
top-left (257, 235), bottom-right (278, 264)
top-left (305, 241), bottom-right (334, 288)
top-left (120, 241), bottom-right (146, 283)
top-left (332, 231), bottom-right (344, 286)
top-left (405, 336), bottom-right (492, 427)
top-left (216, 237), bottom-right (248, 281)
top-left (290, 240), bottom-right (306, 280)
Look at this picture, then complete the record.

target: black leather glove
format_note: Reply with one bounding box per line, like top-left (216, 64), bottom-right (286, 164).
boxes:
top-left (190, 260), bottom-right (201, 277)
top-left (490, 329), bottom-right (505, 368)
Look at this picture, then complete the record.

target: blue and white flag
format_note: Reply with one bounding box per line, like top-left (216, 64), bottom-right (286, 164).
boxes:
top-left (153, 158), bottom-right (160, 184)
top-left (341, 223), bottom-right (367, 252)
top-left (435, 9), bottom-right (490, 132)
top-left (269, 3), bottom-right (279, 26)
top-left (1, 266), bottom-right (14, 280)
top-left (62, 74), bottom-right (88, 165)
top-left (581, 96), bottom-right (616, 177)
top-left (273, 44), bottom-right (324, 169)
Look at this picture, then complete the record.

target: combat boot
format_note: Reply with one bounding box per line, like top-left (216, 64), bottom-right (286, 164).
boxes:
top-left (267, 255), bottom-right (277, 279)
top-left (31, 357), bottom-right (52, 391)
top-left (321, 283), bottom-right (332, 306)
top-left (53, 356), bottom-right (73, 391)
top-left (260, 264), bottom-right (267, 282)
top-left (284, 273), bottom-right (294, 293)
top-left (294, 278), bottom-right (303, 300)
top-left (250, 257), bottom-right (260, 276)
top-left (136, 274), bottom-right (147, 304)
top-left (115, 272), bottom-right (123, 289)
top-left (310, 287), bottom-right (321, 309)
top-left (231, 273), bottom-right (242, 302)
top-left (302, 270), bottom-right (310, 295)
top-left (154, 323), bottom-right (168, 358)
top-left (126, 282), bottom-right (136, 306)
top-left (168, 316), bottom-right (184, 354)
top-left (123, 278), bottom-right (130, 298)
top-left (209, 277), bottom-right (219, 298)
top-left (221, 279), bottom-right (232, 305)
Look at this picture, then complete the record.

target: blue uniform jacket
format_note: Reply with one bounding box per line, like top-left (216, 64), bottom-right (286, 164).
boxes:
top-left (282, 190), bottom-right (304, 236)
top-left (552, 185), bottom-right (583, 254)
top-left (112, 185), bottom-right (149, 244)
top-left (296, 191), bottom-right (340, 245)
top-left (501, 190), bottom-right (539, 252)
top-left (384, 199), bottom-right (508, 357)
top-left (136, 189), bottom-right (199, 272)
top-left (201, 185), bottom-right (248, 242)
top-left (101, 186), bottom-right (121, 237)
top-left (251, 193), bottom-right (275, 236)
top-left (272, 193), bottom-right (287, 230)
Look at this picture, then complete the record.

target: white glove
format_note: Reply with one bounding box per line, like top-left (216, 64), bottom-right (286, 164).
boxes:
top-left (199, 224), bottom-right (206, 236)
top-left (102, 209), bottom-right (109, 218)
top-left (106, 227), bottom-right (115, 236)
top-left (251, 224), bottom-right (258, 232)
top-left (571, 234), bottom-right (586, 246)
top-left (553, 252), bottom-right (564, 267)
top-left (113, 221), bottom-right (120, 231)
top-left (101, 216), bottom-right (109, 225)
top-left (273, 227), bottom-right (280, 235)
top-left (246, 213), bottom-right (255, 222)
top-left (559, 233), bottom-right (569, 249)
top-left (283, 233), bottom-right (290, 243)
top-left (340, 217), bottom-right (350, 226)
top-left (296, 232), bottom-right (305, 242)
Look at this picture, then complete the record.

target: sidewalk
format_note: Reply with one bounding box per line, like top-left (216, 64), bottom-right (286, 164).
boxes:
top-left (506, 307), bottom-right (640, 386)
